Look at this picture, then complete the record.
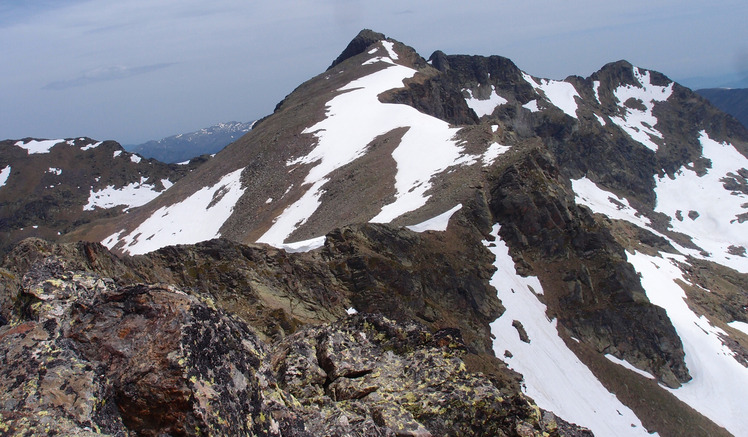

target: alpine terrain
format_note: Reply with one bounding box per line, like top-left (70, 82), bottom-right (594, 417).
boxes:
top-left (1, 30), bottom-right (747, 436)
top-left (0, 137), bottom-right (206, 256)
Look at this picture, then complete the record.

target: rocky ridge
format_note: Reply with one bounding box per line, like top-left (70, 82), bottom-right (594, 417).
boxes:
top-left (0, 238), bottom-right (589, 436)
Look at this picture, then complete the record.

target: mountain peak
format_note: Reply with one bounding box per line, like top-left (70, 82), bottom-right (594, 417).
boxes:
top-left (327, 29), bottom-right (387, 69)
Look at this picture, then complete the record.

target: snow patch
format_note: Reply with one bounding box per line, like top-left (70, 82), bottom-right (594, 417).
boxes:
top-left (653, 131), bottom-right (748, 272)
top-left (405, 204), bottom-right (461, 232)
top-left (522, 73), bottom-right (579, 118)
top-left (609, 67), bottom-right (673, 152)
top-left (522, 99), bottom-right (540, 112)
top-left (604, 355), bottom-right (656, 379)
top-left (381, 40), bottom-right (398, 60)
top-left (275, 236), bottom-right (326, 253)
top-left (594, 114), bottom-right (607, 126)
top-left (47, 167), bottom-right (62, 176)
top-left (84, 177), bottom-right (166, 212)
top-left (113, 150), bottom-right (122, 158)
top-left (103, 168), bottom-right (246, 255)
top-left (572, 177), bottom-right (653, 230)
top-left (130, 154), bottom-right (142, 163)
top-left (0, 166), bottom-right (10, 188)
top-left (481, 142), bottom-right (510, 166)
top-left (80, 141), bottom-right (102, 151)
top-left (728, 321), bottom-right (748, 336)
top-left (486, 224), bottom-right (654, 436)
top-left (15, 139), bottom-right (64, 154)
top-left (463, 86), bottom-right (508, 117)
top-left (628, 251), bottom-right (748, 436)
top-left (346, 307), bottom-right (358, 315)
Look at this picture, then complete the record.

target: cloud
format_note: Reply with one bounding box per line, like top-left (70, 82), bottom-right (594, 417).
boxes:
top-left (42, 62), bottom-right (175, 91)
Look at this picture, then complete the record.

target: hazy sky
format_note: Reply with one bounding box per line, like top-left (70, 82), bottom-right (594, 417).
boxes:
top-left (2, 0), bottom-right (746, 144)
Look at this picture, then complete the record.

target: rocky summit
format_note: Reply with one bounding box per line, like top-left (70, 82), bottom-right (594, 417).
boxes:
top-left (1, 29), bottom-right (748, 436)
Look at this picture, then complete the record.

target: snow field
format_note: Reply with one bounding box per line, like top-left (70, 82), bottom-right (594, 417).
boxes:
top-left (103, 168), bottom-right (245, 255)
top-left (0, 166), bottom-right (11, 187)
top-left (522, 73), bottom-right (580, 118)
top-left (627, 252), bottom-right (748, 436)
top-left (84, 177), bottom-right (172, 212)
top-left (608, 67), bottom-right (672, 152)
top-left (485, 224), bottom-right (655, 436)
top-left (653, 131), bottom-right (748, 272)
top-left (462, 85), bottom-right (508, 117)
top-left (15, 139), bottom-right (64, 154)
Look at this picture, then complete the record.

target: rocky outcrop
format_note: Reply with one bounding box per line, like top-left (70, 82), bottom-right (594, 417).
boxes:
top-left (0, 245), bottom-right (589, 436)
top-left (486, 147), bottom-right (690, 387)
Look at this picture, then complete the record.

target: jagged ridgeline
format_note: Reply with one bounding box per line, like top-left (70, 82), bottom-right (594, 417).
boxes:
top-left (1, 29), bottom-right (747, 436)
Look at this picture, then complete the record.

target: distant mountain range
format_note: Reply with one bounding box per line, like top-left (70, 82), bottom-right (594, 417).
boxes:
top-left (697, 88), bottom-right (748, 130)
top-left (125, 120), bottom-right (255, 163)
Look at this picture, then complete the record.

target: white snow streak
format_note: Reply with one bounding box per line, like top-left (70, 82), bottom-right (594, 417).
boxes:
top-left (609, 67), bottom-right (673, 152)
top-left (15, 139), bottom-right (64, 154)
top-left (405, 204), bottom-right (461, 232)
top-left (84, 177), bottom-right (166, 212)
top-left (654, 131), bottom-right (748, 272)
top-left (485, 224), bottom-right (654, 436)
top-left (275, 236), bottom-right (326, 253)
top-left (522, 73), bottom-right (580, 118)
top-left (604, 355), bottom-right (656, 379)
top-left (103, 168), bottom-right (246, 255)
top-left (628, 251), bottom-right (748, 436)
top-left (463, 86), bottom-right (507, 117)
top-left (381, 40), bottom-right (398, 60)
top-left (0, 166), bottom-right (10, 188)
top-left (592, 80), bottom-right (601, 104)
top-left (80, 141), bottom-right (102, 151)
top-left (113, 150), bottom-right (122, 158)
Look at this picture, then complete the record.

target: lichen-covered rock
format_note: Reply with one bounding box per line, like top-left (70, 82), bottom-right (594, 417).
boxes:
top-left (266, 313), bottom-right (589, 437)
top-left (0, 255), bottom-right (310, 436)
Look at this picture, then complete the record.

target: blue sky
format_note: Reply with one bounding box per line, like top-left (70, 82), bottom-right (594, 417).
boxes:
top-left (1, 0), bottom-right (746, 144)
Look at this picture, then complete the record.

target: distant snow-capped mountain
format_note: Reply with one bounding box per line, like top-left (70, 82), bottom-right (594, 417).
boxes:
top-left (126, 120), bottom-right (255, 163)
